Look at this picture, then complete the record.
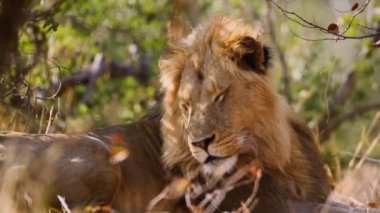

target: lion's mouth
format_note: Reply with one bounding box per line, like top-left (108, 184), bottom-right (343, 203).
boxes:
top-left (202, 155), bottom-right (238, 178)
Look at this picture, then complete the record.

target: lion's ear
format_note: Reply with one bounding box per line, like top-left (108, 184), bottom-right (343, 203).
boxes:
top-left (230, 36), bottom-right (271, 75)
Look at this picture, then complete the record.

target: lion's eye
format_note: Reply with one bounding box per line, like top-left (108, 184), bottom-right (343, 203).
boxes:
top-left (214, 92), bottom-right (225, 103)
top-left (214, 88), bottom-right (228, 103)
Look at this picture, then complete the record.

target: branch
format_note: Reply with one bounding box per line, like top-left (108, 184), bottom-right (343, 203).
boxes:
top-left (27, 0), bottom-right (65, 21)
top-left (82, 53), bottom-right (107, 104)
top-left (319, 101), bottom-right (380, 143)
top-left (37, 54), bottom-right (151, 102)
top-left (333, 102), bottom-right (380, 129)
top-left (269, 0), bottom-right (380, 41)
top-left (318, 71), bottom-right (357, 141)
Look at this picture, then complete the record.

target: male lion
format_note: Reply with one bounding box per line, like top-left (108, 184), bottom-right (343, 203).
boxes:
top-left (0, 17), bottom-right (332, 213)
top-left (159, 17), bottom-right (331, 211)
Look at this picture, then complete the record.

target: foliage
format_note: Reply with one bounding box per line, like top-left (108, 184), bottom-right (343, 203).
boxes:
top-left (1, 0), bottom-right (380, 145)
top-left (1, 0), bottom-right (380, 211)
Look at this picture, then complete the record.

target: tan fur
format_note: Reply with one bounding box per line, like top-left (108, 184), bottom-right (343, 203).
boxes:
top-left (159, 17), bottom-right (330, 210)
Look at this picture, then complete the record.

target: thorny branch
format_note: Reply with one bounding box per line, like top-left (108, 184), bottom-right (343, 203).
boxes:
top-left (269, 0), bottom-right (380, 41)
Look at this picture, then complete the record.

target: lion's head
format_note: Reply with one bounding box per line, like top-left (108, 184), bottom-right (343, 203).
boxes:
top-left (159, 17), bottom-right (329, 203)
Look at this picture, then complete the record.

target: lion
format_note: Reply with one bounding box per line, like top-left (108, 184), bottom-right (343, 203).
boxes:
top-left (0, 17), bottom-right (331, 213)
top-left (0, 114), bottom-right (177, 213)
top-left (159, 17), bottom-right (331, 211)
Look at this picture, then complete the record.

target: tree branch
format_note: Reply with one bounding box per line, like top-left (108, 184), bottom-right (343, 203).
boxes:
top-left (37, 54), bottom-right (151, 103)
top-left (333, 102), bottom-right (380, 129)
top-left (27, 0), bottom-right (65, 21)
top-left (269, 0), bottom-right (380, 41)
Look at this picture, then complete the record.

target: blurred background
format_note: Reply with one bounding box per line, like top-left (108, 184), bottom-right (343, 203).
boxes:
top-left (0, 0), bottom-right (380, 207)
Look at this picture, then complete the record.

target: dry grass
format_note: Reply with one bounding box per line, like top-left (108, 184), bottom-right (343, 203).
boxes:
top-left (327, 111), bottom-right (380, 210)
top-left (1, 112), bottom-right (380, 212)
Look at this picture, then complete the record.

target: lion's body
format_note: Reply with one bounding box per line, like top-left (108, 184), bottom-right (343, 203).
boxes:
top-left (0, 116), bottom-right (182, 212)
top-left (159, 17), bottom-right (331, 211)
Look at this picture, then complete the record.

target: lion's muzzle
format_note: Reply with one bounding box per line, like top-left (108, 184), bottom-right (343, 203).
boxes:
top-left (191, 134), bottom-right (216, 150)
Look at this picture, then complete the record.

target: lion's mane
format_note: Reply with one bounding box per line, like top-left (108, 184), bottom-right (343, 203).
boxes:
top-left (159, 17), bottom-right (330, 209)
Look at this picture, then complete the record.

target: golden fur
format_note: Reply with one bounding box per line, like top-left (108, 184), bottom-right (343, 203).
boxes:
top-left (159, 17), bottom-right (330, 210)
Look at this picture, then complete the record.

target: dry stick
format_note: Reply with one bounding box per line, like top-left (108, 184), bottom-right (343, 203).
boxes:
top-left (45, 105), bottom-right (54, 134)
top-left (205, 167), bottom-right (253, 213)
top-left (147, 178), bottom-right (190, 211)
top-left (331, 136), bottom-right (342, 181)
top-left (82, 53), bottom-right (106, 103)
top-left (38, 107), bottom-right (46, 134)
top-left (368, 111), bottom-right (380, 135)
top-left (234, 169), bottom-right (262, 213)
top-left (340, 151), bottom-right (380, 165)
top-left (355, 133), bottom-right (380, 170)
top-left (185, 187), bottom-right (195, 211)
top-left (329, 105), bottom-right (380, 139)
top-left (203, 168), bottom-right (248, 212)
top-left (185, 166), bottom-right (252, 212)
top-left (57, 195), bottom-right (71, 213)
top-left (348, 110), bottom-right (380, 167)
top-left (204, 190), bottom-right (225, 213)
top-left (36, 81), bottom-right (61, 100)
top-left (246, 169), bottom-right (262, 210)
top-left (190, 177), bottom-right (219, 200)
top-left (147, 186), bottom-right (170, 211)
top-left (348, 128), bottom-right (367, 169)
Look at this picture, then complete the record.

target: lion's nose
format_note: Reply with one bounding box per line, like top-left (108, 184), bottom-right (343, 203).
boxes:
top-left (192, 134), bottom-right (215, 150)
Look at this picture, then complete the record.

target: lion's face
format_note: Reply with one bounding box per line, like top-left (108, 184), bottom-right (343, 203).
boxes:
top-left (160, 17), bottom-right (292, 179)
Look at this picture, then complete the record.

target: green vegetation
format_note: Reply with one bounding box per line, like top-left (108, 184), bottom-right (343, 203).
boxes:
top-left (1, 0), bottom-right (380, 165)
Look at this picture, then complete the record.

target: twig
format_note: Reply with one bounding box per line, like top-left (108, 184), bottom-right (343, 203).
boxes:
top-left (27, 0), bottom-right (65, 21)
top-left (45, 105), bottom-right (54, 134)
top-left (368, 111), bottom-right (380, 134)
top-left (36, 54), bottom-right (150, 101)
top-left (57, 195), bottom-right (72, 213)
top-left (269, 0), bottom-right (379, 41)
top-left (147, 177), bottom-right (190, 211)
top-left (354, 132), bottom-right (380, 170)
top-left (317, 70), bottom-right (356, 142)
top-left (339, 0), bottom-right (371, 37)
top-left (242, 169), bottom-right (262, 211)
top-left (290, 31), bottom-right (377, 41)
top-left (348, 128), bottom-right (367, 169)
top-left (38, 107), bottom-right (46, 134)
top-left (82, 53), bottom-right (106, 104)
top-left (341, 151), bottom-right (380, 165)
top-left (185, 187), bottom-right (197, 211)
top-left (355, 23), bottom-right (379, 31)
top-left (333, 104), bottom-right (380, 129)
top-left (0, 83), bottom-right (22, 98)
